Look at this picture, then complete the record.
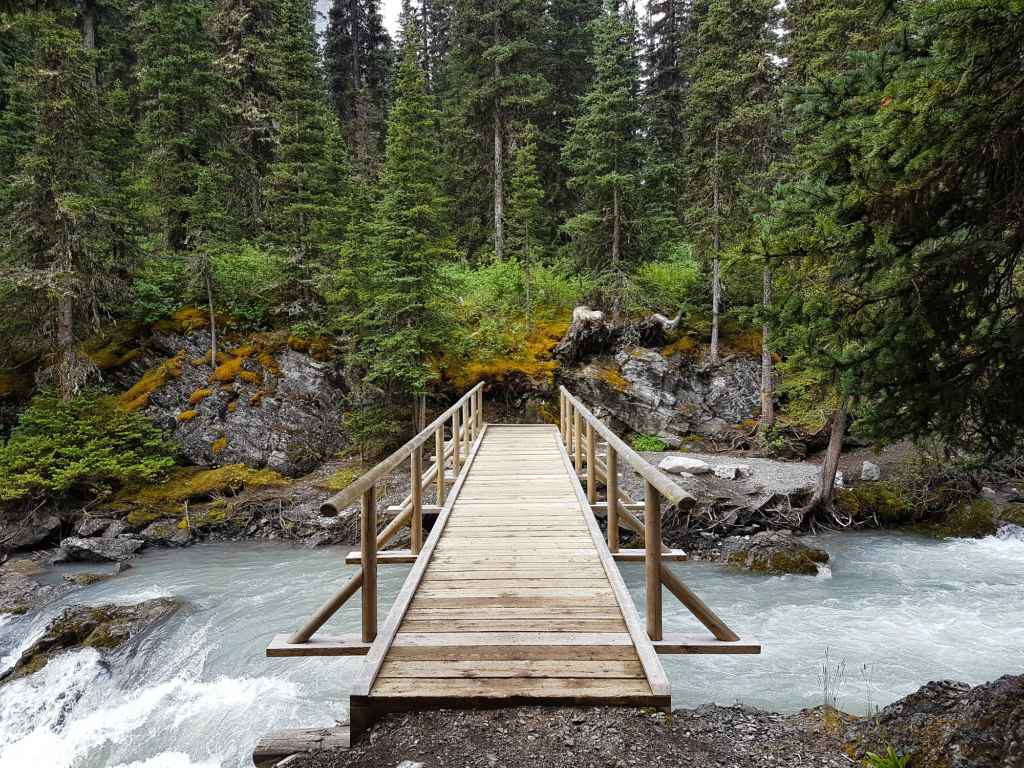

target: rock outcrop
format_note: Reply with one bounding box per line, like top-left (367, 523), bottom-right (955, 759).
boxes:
top-left (0, 508), bottom-right (62, 551)
top-left (59, 535), bottom-right (145, 562)
top-left (111, 326), bottom-right (348, 477)
top-left (0, 597), bottom-right (183, 683)
top-left (566, 349), bottom-right (761, 441)
top-left (720, 531), bottom-right (829, 575)
top-left (0, 568), bottom-right (65, 615)
top-left (843, 674), bottom-right (1024, 768)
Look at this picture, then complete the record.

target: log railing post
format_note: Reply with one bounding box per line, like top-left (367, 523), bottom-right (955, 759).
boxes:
top-left (476, 388), bottom-right (483, 430)
top-left (644, 480), bottom-right (662, 641)
top-left (435, 426), bottom-right (446, 506)
top-left (607, 446), bottom-right (619, 553)
top-left (410, 444), bottom-right (423, 555)
top-left (573, 409), bottom-right (583, 473)
top-left (559, 391), bottom-right (565, 441)
top-left (461, 400), bottom-right (470, 456)
top-left (451, 409), bottom-right (461, 475)
top-left (361, 486), bottom-right (378, 643)
top-left (564, 399), bottom-right (572, 450)
top-left (586, 423), bottom-right (596, 503)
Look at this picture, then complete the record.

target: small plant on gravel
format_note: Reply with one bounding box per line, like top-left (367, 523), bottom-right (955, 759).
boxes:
top-left (818, 646), bottom-right (847, 711)
top-left (632, 434), bottom-right (669, 452)
top-left (863, 745), bottom-right (910, 768)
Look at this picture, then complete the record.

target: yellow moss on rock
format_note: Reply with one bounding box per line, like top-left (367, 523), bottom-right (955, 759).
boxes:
top-left (188, 388), bottom-right (213, 405)
top-left (596, 365), bottom-right (631, 392)
top-left (118, 352), bottom-right (186, 411)
top-left (108, 464), bottom-right (289, 522)
top-left (257, 351), bottom-right (281, 376)
top-left (288, 335), bottom-right (333, 361)
top-left (445, 319), bottom-right (568, 389)
top-left (227, 401), bottom-right (238, 413)
top-left (210, 356), bottom-right (245, 383)
top-left (239, 370), bottom-right (262, 385)
top-left (317, 466), bottom-right (362, 492)
top-left (661, 335), bottom-right (701, 359)
top-left (211, 437), bottom-right (228, 455)
top-left (176, 410), bottom-right (199, 423)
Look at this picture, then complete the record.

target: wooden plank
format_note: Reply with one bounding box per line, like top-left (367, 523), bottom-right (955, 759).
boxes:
top-left (371, 677), bottom-right (653, 698)
top-left (418, 578), bottom-right (613, 589)
top-left (552, 431), bottom-right (672, 699)
top-left (391, 631), bottom-right (632, 646)
top-left (404, 607), bottom-right (624, 619)
top-left (349, 424), bottom-right (490, 698)
top-left (386, 644), bottom-right (636, 661)
top-left (378, 660), bottom-right (644, 679)
top-left (612, 548), bottom-right (688, 562)
top-left (399, 618), bottom-right (626, 632)
top-left (267, 633), bottom-right (370, 657)
top-left (411, 596), bottom-right (618, 608)
top-left (653, 635), bottom-right (762, 654)
top-left (345, 549), bottom-right (415, 565)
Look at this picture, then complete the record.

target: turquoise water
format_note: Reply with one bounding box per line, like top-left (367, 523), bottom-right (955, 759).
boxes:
top-left (1, 528), bottom-right (1022, 767)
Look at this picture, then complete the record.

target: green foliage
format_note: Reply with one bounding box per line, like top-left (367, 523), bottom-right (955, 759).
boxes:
top-left (631, 434), bottom-right (668, 452)
top-left (342, 402), bottom-right (405, 461)
top-left (626, 248), bottom-right (702, 315)
top-left (0, 391), bottom-right (176, 504)
top-left (863, 745), bottom-right (910, 768)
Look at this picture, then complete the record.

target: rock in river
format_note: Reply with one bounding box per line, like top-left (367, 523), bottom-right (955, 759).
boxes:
top-left (659, 456), bottom-right (712, 475)
top-left (60, 535), bottom-right (144, 562)
top-left (721, 531), bottom-right (829, 575)
top-left (0, 598), bottom-right (183, 683)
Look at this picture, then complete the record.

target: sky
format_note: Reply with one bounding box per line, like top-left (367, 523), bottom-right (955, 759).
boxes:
top-left (315, 0), bottom-right (405, 37)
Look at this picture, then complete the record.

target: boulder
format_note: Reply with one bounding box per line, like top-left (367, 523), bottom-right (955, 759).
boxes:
top-left (0, 510), bottom-right (62, 551)
top-left (138, 519), bottom-right (192, 546)
top-left (60, 536), bottom-right (144, 562)
top-left (567, 350), bottom-right (762, 441)
top-left (843, 674), bottom-right (1024, 768)
top-left (721, 531), bottom-right (829, 575)
top-left (860, 461), bottom-right (881, 482)
top-left (714, 464), bottom-right (750, 480)
top-left (76, 517), bottom-right (114, 537)
top-left (0, 598), bottom-right (183, 683)
top-left (659, 456), bottom-right (712, 475)
top-left (0, 569), bottom-right (64, 615)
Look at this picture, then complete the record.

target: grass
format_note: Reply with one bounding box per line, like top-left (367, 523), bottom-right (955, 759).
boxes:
top-left (632, 434), bottom-right (669, 452)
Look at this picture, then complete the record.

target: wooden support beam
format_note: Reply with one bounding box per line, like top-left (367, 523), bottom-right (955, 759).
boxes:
top-left (586, 423), bottom-right (596, 504)
top-left (410, 445), bottom-right (423, 555)
top-left (386, 504), bottom-right (442, 516)
top-left (361, 487), bottom-right (377, 643)
top-left (645, 481), bottom-right (662, 641)
top-left (613, 548), bottom-right (687, 562)
top-left (652, 635), bottom-right (760, 655)
top-left (268, 634), bottom-right (371, 657)
top-left (345, 549), bottom-right (415, 565)
top-left (287, 569), bottom-right (363, 644)
top-left (590, 501), bottom-right (645, 515)
top-left (435, 427), bottom-right (446, 505)
top-left (253, 725), bottom-right (350, 768)
top-left (452, 408), bottom-right (461, 475)
top-left (606, 447), bottom-right (619, 553)
top-left (659, 564), bottom-right (738, 642)
top-left (573, 409), bottom-right (583, 473)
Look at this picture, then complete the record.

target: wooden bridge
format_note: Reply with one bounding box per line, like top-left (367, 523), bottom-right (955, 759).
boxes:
top-left (266, 384), bottom-right (759, 745)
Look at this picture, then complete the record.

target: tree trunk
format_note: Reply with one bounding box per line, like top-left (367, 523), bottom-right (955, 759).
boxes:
top-left (709, 129), bottom-right (721, 365)
top-left (760, 265), bottom-right (775, 433)
top-left (56, 291), bottom-right (77, 403)
top-left (493, 17), bottom-right (505, 260)
top-left (798, 397), bottom-right (851, 528)
top-left (611, 186), bottom-right (621, 269)
top-left (205, 270), bottom-right (218, 367)
top-left (80, 0), bottom-right (97, 87)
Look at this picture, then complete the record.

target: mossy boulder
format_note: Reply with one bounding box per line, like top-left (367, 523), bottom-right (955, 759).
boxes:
top-left (836, 482), bottom-right (914, 526)
top-left (0, 598), bottom-right (183, 683)
top-left (721, 531), bottom-right (830, 575)
top-left (997, 502), bottom-right (1024, 527)
top-left (916, 499), bottom-right (998, 539)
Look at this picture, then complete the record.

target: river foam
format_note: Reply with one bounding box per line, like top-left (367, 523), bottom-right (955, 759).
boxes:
top-left (1, 533), bottom-right (1021, 766)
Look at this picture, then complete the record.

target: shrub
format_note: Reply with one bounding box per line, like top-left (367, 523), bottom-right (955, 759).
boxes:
top-left (0, 391), bottom-right (176, 504)
top-left (627, 249), bottom-right (702, 315)
top-left (864, 746), bottom-right (910, 768)
top-left (632, 434), bottom-right (669, 452)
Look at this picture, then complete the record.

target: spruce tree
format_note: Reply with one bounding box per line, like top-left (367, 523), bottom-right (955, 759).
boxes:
top-left (561, 0), bottom-right (646, 311)
top-left (506, 123), bottom-right (548, 321)
top-left (0, 12), bottom-right (134, 399)
top-left (355, 40), bottom-right (453, 398)
top-left (446, 0), bottom-right (550, 260)
top-left (324, 0), bottom-right (393, 177)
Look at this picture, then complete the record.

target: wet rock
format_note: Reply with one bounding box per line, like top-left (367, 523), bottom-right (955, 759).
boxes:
top-left (63, 571), bottom-right (114, 586)
top-left (0, 569), bottom-right (63, 615)
top-left (713, 464), bottom-right (750, 480)
top-left (566, 350), bottom-right (761, 441)
top-left (0, 509), bottom-right (62, 551)
top-left (60, 535), bottom-right (144, 562)
top-left (0, 597), bottom-right (183, 683)
top-left (138, 519), bottom-right (192, 546)
top-left (860, 461), bottom-right (881, 482)
top-left (721, 531), bottom-right (829, 575)
top-left (844, 674), bottom-right (1024, 768)
top-left (659, 456), bottom-right (712, 475)
top-left (76, 516), bottom-right (114, 537)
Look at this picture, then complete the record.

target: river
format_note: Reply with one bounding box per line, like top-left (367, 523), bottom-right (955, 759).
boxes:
top-left (1, 527), bottom-right (1022, 768)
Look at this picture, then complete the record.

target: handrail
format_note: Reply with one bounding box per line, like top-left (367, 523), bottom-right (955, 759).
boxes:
top-left (321, 382), bottom-right (485, 515)
top-left (559, 386), bottom-right (695, 508)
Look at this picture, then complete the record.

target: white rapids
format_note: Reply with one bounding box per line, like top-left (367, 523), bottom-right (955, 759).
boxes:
top-left (1, 528), bottom-right (1022, 767)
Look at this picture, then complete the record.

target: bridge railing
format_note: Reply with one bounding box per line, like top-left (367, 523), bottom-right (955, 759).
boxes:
top-left (285, 383), bottom-right (485, 647)
top-left (559, 386), bottom-right (740, 644)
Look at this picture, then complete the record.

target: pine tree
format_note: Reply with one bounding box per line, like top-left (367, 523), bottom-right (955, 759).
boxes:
top-left (355, 40), bottom-right (453, 398)
top-left (506, 122), bottom-right (547, 320)
top-left (324, 0), bottom-right (393, 177)
top-left (0, 12), bottom-right (135, 399)
top-left (265, 0), bottom-right (353, 320)
top-left (681, 0), bottom-right (780, 362)
top-left (561, 0), bottom-right (646, 311)
top-left (446, 0), bottom-right (550, 260)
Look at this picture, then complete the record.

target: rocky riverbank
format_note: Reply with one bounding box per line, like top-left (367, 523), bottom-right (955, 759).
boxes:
top-left (275, 674), bottom-right (1024, 768)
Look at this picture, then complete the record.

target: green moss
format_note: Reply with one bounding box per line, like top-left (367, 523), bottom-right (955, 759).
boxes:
top-left (998, 503), bottom-right (1024, 526)
top-left (317, 466), bottom-right (362, 492)
top-left (776, 363), bottom-right (841, 434)
top-left (836, 482), bottom-right (914, 525)
top-left (631, 434), bottom-right (669, 452)
top-left (915, 499), bottom-right (998, 539)
top-left (107, 464), bottom-right (289, 521)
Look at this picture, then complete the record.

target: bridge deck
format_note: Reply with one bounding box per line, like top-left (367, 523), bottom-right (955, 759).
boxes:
top-left (351, 424), bottom-right (669, 724)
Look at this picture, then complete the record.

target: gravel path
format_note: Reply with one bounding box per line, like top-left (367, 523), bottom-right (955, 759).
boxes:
top-left (290, 705), bottom-right (853, 768)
